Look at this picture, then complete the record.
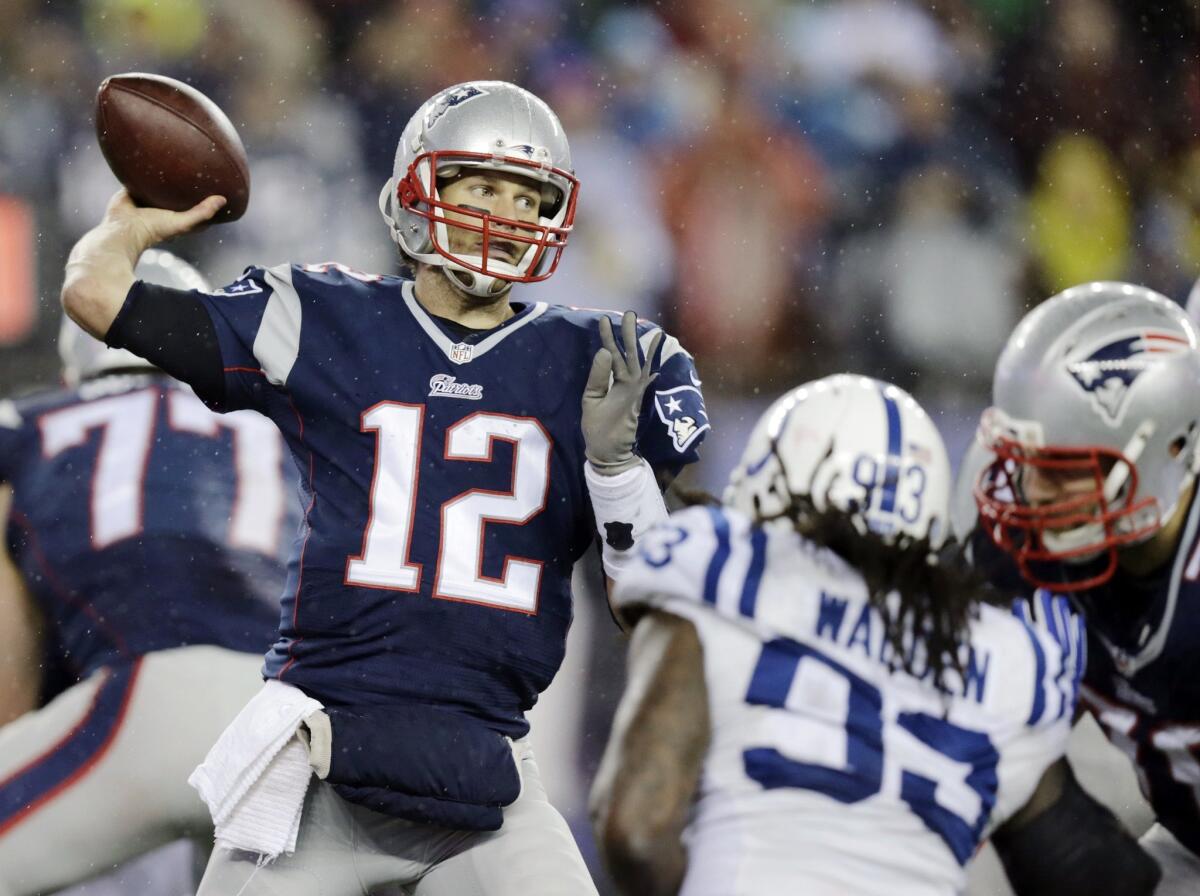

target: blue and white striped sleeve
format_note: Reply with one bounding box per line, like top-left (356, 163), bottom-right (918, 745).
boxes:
top-left (613, 504), bottom-right (774, 632)
top-left (195, 264), bottom-right (301, 412)
top-left (1012, 590), bottom-right (1087, 728)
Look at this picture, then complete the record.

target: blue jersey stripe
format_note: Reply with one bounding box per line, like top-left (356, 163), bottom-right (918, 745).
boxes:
top-left (0, 660), bottom-right (141, 835)
top-left (703, 507), bottom-right (732, 606)
top-left (879, 387), bottom-right (902, 513)
top-left (739, 527), bottom-right (769, 618)
top-left (1016, 609), bottom-right (1048, 726)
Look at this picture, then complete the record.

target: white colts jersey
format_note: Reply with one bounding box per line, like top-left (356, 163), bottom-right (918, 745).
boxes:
top-left (615, 506), bottom-right (1084, 896)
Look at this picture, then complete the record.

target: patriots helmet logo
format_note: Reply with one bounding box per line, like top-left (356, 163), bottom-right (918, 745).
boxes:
top-left (1066, 330), bottom-right (1189, 425)
top-left (424, 84), bottom-right (488, 130)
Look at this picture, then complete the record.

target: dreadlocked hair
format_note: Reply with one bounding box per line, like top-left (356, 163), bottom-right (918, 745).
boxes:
top-left (760, 493), bottom-right (1010, 695)
top-left (667, 481), bottom-right (720, 509)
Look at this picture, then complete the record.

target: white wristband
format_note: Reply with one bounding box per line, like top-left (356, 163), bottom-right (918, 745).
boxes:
top-left (585, 457), bottom-right (669, 580)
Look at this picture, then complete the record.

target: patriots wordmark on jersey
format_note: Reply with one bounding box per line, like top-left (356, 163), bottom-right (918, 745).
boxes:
top-left (196, 261), bottom-right (707, 735)
top-left (616, 505), bottom-right (1083, 896)
top-left (0, 374), bottom-right (293, 680)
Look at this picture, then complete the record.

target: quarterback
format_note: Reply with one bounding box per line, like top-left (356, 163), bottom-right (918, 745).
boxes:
top-left (60, 81), bottom-right (707, 894)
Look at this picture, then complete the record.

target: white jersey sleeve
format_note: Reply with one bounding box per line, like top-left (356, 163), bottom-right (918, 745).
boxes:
top-left (614, 504), bottom-right (756, 618)
top-left (985, 589), bottom-right (1087, 831)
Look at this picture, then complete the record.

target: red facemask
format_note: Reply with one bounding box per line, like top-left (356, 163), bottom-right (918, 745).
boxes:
top-left (397, 150), bottom-right (579, 283)
top-left (973, 434), bottom-right (1160, 591)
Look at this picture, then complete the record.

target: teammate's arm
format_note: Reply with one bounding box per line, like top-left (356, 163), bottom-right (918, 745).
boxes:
top-left (0, 485), bottom-right (43, 726)
top-left (991, 758), bottom-right (1160, 895)
top-left (61, 189), bottom-right (224, 338)
top-left (590, 609), bottom-right (709, 895)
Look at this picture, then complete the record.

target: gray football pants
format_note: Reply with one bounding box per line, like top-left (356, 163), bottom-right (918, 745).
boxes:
top-left (1140, 822), bottom-right (1200, 895)
top-left (0, 646), bottom-right (264, 896)
top-left (195, 739), bottom-right (598, 895)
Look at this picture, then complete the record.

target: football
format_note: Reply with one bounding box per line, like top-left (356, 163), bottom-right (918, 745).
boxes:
top-left (95, 72), bottom-right (250, 223)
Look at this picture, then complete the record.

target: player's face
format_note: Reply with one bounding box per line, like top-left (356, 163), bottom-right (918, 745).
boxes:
top-left (438, 172), bottom-right (542, 266)
top-left (1019, 462), bottom-right (1104, 528)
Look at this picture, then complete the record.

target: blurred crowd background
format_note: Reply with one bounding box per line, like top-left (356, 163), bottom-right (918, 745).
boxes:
top-left (1, 0), bottom-right (1198, 893)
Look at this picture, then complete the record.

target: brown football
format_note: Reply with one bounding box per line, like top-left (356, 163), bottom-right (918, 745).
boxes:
top-left (95, 73), bottom-right (250, 223)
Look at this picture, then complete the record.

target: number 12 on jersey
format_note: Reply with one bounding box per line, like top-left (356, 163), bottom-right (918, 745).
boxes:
top-left (345, 402), bottom-right (551, 613)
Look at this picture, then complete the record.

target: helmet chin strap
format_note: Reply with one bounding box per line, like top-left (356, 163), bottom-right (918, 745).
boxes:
top-left (442, 264), bottom-right (513, 298)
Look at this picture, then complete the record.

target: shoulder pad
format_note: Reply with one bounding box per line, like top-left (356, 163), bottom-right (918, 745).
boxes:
top-left (208, 265), bottom-right (276, 298)
top-left (295, 261), bottom-right (391, 287)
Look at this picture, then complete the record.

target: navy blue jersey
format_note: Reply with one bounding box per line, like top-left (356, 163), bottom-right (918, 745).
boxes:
top-left (194, 263), bottom-right (708, 736)
top-left (0, 374), bottom-right (296, 681)
top-left (975, 492), bottom-right (1200, 857)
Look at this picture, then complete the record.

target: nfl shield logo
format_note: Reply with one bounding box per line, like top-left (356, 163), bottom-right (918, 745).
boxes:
top-left (450, 342), bottom-right (474, 364)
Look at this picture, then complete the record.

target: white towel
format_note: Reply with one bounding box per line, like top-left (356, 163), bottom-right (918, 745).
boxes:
top-left (188, 680), bottom-right (325, 859)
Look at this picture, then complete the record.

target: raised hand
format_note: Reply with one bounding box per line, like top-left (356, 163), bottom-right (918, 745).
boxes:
top-left (582, 310), bottom-right (664, 475)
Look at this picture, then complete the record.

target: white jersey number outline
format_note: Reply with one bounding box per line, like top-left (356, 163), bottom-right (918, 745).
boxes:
top-left (39, 387), bottom-right (287, 553)
top-left (1084, 684), bottom-right (1200, 813)
top-left (39, 389), bottom-right (158, 549)
top-left (345, 404), bottom-right (551, 614)
top-left (166, 391), bottom-right (288, 554)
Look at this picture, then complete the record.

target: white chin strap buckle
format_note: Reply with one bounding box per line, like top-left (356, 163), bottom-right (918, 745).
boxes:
top-left (444, 265), bottom-right (511, 298)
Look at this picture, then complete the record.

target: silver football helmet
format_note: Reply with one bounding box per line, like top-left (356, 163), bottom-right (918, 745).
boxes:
top-left (59, 249), bottom-right (210, 386)
top-left (975, 281), bottom-right (1200, 590)
top-left (378, 81), bottom-right (578, 298)
top-left (1187, 276), bottom-right (1200, 324)
top-left (725, 374), bottom-right (952, 546)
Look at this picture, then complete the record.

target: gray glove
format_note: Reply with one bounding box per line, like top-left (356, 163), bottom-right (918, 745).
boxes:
top-left (582, 310), bottom-right (664, 475)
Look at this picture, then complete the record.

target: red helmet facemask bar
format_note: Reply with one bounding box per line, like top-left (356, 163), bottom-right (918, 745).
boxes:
top-left (397, 150), bottom-right (579, 283)
top-left (973, 432), bottom-right (1160, 592)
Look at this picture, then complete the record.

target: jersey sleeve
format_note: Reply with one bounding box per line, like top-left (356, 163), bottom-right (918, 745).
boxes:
top-left (613, 504), bottom-right (746, 625)
top-left (634, 328), bottom-right (709, 475)
top-left (195, 264), bottom-right (300, 413)
top-left (1012, 590), bottom-right (1087, 731)
top-left (987, 590), bottom-right (1087, 829)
